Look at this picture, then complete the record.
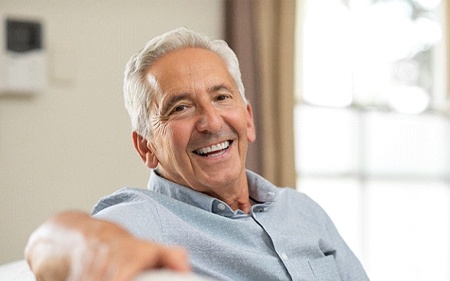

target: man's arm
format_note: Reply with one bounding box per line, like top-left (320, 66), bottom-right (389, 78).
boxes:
top-left (25, 211), bottom-right (190, 281)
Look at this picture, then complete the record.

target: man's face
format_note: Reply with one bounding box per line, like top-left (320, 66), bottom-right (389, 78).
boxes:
top-left (144, 47), bottom-right (256, 198)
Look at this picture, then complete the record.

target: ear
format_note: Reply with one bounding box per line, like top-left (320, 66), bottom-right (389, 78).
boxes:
top-left (245, 103), bottom-right (256, 143)
top-left (132, 131), bottom-right (159, 169)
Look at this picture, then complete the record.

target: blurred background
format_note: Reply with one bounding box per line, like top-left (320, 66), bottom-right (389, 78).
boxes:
top-left (1, 0), bottom-right (449, 280)
top-left (0, 0), bottom-right (224, 265)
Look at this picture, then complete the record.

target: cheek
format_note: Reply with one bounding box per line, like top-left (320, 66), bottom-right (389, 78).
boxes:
top-left (161, 123), bottom-right (191, 151)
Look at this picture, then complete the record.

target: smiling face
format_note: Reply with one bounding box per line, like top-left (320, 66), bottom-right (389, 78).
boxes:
top-left (136, 47), bottom-right (256, 203)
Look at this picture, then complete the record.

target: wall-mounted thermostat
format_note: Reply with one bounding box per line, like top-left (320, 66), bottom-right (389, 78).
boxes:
top-left (0, 16), bottom-right (47, 94)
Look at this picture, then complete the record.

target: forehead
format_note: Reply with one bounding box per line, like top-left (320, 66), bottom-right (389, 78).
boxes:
top-left (146, 48), bottom-right (234, 94)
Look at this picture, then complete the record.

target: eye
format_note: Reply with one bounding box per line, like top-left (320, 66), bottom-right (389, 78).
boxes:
top-left (172, 104), bottom-right (188, 114)
top-left (216, 94), bottom-right (230, 101)
top-left (174, 105), bottom-right (187, 111)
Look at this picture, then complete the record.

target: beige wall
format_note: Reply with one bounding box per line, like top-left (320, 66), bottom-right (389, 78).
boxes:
top-left (0, 0), bottom-right (224, 264)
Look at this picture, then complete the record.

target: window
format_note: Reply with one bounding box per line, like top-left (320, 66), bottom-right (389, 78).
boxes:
top-left (295, 0), bottom-right (450, 280)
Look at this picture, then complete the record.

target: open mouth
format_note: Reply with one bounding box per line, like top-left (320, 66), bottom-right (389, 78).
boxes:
top-left (194, 140), bottom-right (232, 157)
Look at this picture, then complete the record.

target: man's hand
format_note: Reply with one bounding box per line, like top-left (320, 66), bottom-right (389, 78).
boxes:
top-left (25, 211), bottom-right (190, 281)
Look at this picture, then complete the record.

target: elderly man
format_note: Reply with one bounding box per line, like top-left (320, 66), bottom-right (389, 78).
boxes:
top-left (26, 28), bottom-right (369, 281)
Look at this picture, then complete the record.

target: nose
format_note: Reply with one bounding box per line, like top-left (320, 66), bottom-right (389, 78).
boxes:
top-left (195, 104), bottom-right (223, 134)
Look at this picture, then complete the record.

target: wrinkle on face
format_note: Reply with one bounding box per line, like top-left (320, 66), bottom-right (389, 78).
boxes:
top-left (150, 110), bottom-right (171, 143)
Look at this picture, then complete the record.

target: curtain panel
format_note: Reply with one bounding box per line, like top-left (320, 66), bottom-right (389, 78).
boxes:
top-left (225, 0), bottom-right (296, 188)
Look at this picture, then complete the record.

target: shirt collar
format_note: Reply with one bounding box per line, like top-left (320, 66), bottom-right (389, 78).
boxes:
top-left (147, 169), bottom-right (279, 217)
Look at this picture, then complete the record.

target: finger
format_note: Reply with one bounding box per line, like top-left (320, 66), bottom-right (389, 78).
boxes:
top-left (156, 246), bottom-right (190, 272)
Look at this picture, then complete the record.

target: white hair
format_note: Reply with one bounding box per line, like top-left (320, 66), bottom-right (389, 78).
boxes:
top-left (123, 27), bottom-right (247, 139)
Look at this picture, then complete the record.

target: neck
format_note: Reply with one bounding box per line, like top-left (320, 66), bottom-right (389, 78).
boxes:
top-left (220, 186), bottom-right (252, 214)
top-left (231, 200), bottom-right (252, 214)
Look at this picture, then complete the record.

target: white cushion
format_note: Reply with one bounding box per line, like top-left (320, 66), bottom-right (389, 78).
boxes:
top-left (0, 260), bottom-right (34, 281)
top-left (135, 270), bottom-right (214, 281)
top-left (0, 260), bottom-right (213, 281)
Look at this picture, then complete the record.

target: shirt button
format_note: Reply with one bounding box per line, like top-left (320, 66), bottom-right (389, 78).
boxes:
top-left (217, 203), bottom-right (226, 211)
top-left (281, 253), bottom-right (289, 261)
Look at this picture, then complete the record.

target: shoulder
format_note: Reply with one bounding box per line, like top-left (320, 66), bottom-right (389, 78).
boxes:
top-left (92, 187), bottom-right (157, 215)
top-left (276, 187), bottom-right (332, 223)
top-left (91, 187), bottom-right (169, 240)
top-left (246, 170), bottom-right (329, 218)
top-left (277, 187), bottom-right (318, 206)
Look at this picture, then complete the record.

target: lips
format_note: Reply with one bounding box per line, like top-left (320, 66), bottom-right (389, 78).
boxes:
top-left (194, 140), bottom-right (231, 156)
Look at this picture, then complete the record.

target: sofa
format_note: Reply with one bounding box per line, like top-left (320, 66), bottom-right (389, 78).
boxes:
top-left (0, 259), bottom-right (212, 280)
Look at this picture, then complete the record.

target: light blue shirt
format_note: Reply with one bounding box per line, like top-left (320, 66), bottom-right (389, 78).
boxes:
top-left (92, 170), bottom-right (369, 281)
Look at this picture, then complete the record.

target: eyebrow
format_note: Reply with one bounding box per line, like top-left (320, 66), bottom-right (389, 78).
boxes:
top-left (161, 93), bottom-right (190, 114)
top-left (207, 84), bottom-right (233, 94)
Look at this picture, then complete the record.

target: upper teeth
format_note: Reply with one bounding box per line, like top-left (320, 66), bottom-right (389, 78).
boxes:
top-left (195, 141), bottom-right (230, 155)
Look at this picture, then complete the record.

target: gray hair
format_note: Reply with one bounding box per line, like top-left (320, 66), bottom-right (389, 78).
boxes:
top-left (123, 27), bottom-right (246, 139)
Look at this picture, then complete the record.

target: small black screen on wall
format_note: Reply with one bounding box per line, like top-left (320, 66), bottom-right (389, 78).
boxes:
top-left (7, 19), bottom-right (42, 52)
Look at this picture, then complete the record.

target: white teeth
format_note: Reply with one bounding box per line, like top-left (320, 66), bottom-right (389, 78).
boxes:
top-left (195, 141), bottom-right (230, 155)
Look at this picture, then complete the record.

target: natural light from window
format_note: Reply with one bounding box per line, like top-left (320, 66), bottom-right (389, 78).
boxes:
top-left (301, 0), bottom-right (443, 113)
top-left (295, 0), bottom-right (450, 280)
